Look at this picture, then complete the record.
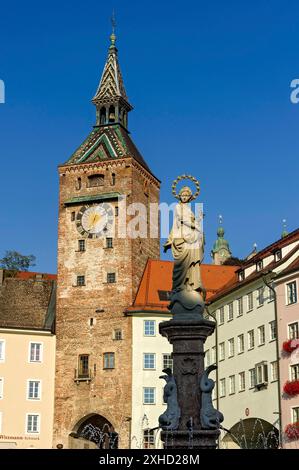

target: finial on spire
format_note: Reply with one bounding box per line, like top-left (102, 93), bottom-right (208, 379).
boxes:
top-left (282, 219), bottom-right (288, 238)
top-left (110, 10), bottom-right (116, 47)
top-left (218, 214), bottom-right (223, 225)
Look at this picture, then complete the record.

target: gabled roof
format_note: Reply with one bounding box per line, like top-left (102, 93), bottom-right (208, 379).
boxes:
top-left (126, 260), bottom-right (238, 313)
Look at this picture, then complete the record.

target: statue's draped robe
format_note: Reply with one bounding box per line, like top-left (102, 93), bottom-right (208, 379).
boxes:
top-left (166, 203), bottom-right (204, 292)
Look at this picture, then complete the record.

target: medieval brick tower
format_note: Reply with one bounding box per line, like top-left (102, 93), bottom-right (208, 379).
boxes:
top-left (53, 29), bottom-right (160, 449)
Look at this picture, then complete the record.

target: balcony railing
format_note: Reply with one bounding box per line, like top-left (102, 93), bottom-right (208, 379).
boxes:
top-left (74, 368), bottom-right (92, 384)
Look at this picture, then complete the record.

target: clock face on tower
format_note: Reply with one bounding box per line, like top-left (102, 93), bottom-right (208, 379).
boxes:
top-left (76, 203), bottom-right (114, 238)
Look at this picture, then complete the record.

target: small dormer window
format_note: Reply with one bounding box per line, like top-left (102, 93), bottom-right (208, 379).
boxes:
top-left (238, 271), bottom-right (245, 282)
top-left (256, 260), bottom-right (263, 272)
top-left (274, 250), bottom-right (282, 262)
top-left (88, 174), bottom-right (104, 187)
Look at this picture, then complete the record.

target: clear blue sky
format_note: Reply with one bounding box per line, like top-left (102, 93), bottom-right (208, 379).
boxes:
top-left (1, 0), bottom-right (299, 273)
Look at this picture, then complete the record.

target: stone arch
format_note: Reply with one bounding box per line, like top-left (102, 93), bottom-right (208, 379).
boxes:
top-left (221, 418), bottom-right (279, 449)
top-left (69, 413), bottom-right (118, 449)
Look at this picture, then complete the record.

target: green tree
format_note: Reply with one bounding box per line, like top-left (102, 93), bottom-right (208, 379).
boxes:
top-left (0, 250), bottom-right (36, 271)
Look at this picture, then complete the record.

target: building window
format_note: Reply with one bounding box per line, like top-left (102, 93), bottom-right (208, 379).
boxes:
top-left (228, 302), bottom-right (234, 321)
top-left (143, 387), bottom-right (155, 404)
top-left (163, 354), bottom-right (173, 371)
top-left (26, 414), bottom-right (40, 433)
top-left (219, 342), bottom-right (225, 361)
top-left (107, 273), bottom-right (116, 283)
top-left (288, 322), bottom-right (299, 340)
top-left (257, 287), bottom-right (264, 307)
top-left (143, 353), bottom-right (155, 370)
top-left (27, 380), bottom-right (41, 400)
top-left (249, 369), bottom-right (256, 389)
top-left (256, 362), bottom-right (268, 386)
top-left (78, 354), bottom-right (89, 378)
top-left (219, 378), bottom-right (226, 397)
top-left (256, 260), bottom-right (263, 272)
top-left (29, 342), bottom-right (42, 362)
top-left (111, 173), bottom-right (116, 186)
top-left (275, 250), bottom-right (282, 262)
top-left (211, 346), bottom-right (216, 364)
top-left (269, 321), bottom-right (277, 341)
top-left (71, 211), bottom-right (76, 221)
top-left (144, 320), bottom-right (155, 336)
top-left (292, 407), bottom-right (299, 424)
top-left (247, 292), bottom-right (253, 311)
top-left (106, 238), bottom-right (113, 248)
top-left (78, 240), bottom-right (85, 252)
top-left (258, 325), bottom-right (265, 346)
top-left (237, 298), bottom-right (243, 316)
top-left (286, 281), bottom-right (297, 305)
top-left (113, 329), bottom-right (122, 340)
top-left (0, 340), bottom-right (5, 362)
top-left (76, 177), bottom-right (82, 190)
top-left (229, 375), bottom-right (235, 395)
top-left (239, 372), bottom-right (245, 392)
top-left (115, 206), bottom-right (119, 217)
top-left (88, 174), bottom-right (104, 187)
top-left (228, 338), bottom-right (235, 357)
top-left (103, 352), bottom-right (115, 369)
top-left (248, 330), bottom-right (255, 350)
top-left (205, 350), bottom-right (210, 367)
top-left (77, 275), bottom-right (85, 286)
top-left (290, 364), bottom-right (299, 381)
top-left (271, 361), bottom-right (278, 382)
top-left (143, 429), bottom-right (155, 449)
top-left (238, 271), bottom-right (244, 282)
top-left (237, 334), bottom-right (244, 354)
top-left (218, 307), bottom-right (224, 325)
top-left (0, 378), bottom-right (3, 399)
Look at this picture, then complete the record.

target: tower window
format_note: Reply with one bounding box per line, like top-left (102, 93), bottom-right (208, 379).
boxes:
top-left (89, 318), bottom-right (94, 327)
top-left (100, 107), bottom-right (106, 125)
top-left (113, 329), bottom-right (123, 340)
top-left (88, 174), bottom-right (104, 187)
top-left (111, 173), bottom-right (116, 186)
top-left (78, 240), bottom-right (85, 252)
top-left (107, 273), bottom-right (116, 283)
top-left (77, 275), bottom-right (85, 286)
top-left (108, 105), bottom-right (115, 123)
top-left (106, 238), bottom-right (113, 248)
top-left (71, 211), bottom-right (76, 221)
top-left (76, 177), bottom-right (82, 190)
top-left (103, 352), bottom-right (115, 369)
top-left (115, 206), bottom-right (119, 216)
top-left (78, 354), bottom-right (89, 378)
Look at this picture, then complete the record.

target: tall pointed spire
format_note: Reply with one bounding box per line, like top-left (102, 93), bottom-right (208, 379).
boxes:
top-left (92, 15), bottom-right (133, 128)
top-left (211, 215), bottom-right (232, 265)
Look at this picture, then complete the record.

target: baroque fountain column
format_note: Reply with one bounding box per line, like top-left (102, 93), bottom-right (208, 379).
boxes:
top-left (159, 175), bottom-right (223, 449)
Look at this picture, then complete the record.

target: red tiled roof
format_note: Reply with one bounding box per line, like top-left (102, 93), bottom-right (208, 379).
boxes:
top-left (14, 271), bottom-right (57, 280)
top-left (126, 260), bottom-right (238, 313)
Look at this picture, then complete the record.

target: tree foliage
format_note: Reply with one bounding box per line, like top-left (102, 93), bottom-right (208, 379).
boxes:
top-left (222, 256), bottom-right (244, 266)
top-left (0, 250), bottom-right (36, 271)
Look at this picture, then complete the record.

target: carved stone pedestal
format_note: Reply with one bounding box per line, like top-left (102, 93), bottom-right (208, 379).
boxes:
top-left (159, 319), bottom-right (219, 449)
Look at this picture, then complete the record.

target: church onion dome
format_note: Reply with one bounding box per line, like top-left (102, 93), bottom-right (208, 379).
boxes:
top-left (211, 226), bottom-right (231, 255)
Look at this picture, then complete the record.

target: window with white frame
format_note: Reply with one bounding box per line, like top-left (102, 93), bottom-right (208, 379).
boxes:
top-left (26, 414), bottom-right (40, 433)
top-left (229, 375), bottom-right (235, 395)
top-left (27, 380), bottom-right (41, 400)
top-left (275, 250), bottom-right (282, 262)
top-left (0, 378), bottom-right (3, 399)
top-left (237, 298), bottom-right (243, 316)
top-left (256, 260), bottom-right (263, 272)
top-left (143, 429), bottom-right (155, 448)
top-left (144, 320), bottom-right (155, 336)
top-left (0, 340), bottom-right (5, 362)
top-left (205, 350), bottom-right (210, 367)
top-left (290, 364), bottom-right (299, 381)
top-left (238, 334), bottom-right (244, 354)
top-left (258, 325), bottom-right (265, 346)
top-left (228, 302), bottom-right (234, 321)
top-left (288, 322), bottom-right (299, 340)
top-left (249, 368), bottom-right (256, 388)
top-left (219, 342), bottom-right (225, 361)
top-left (248, 330), bottom-right (254, 349)
top-left (269, 321), bottom-right (277, 341)
top-left (163, 354), bottom-right (173, 371)
top-left (292, 407), bottom-right (299, 424)
top-left (247, 292), bottom-right (253, 311)
top-left (219, 378), bottom-right (226, 397)
top-left (256, 362), bottom-right (268, 385)
top-left (211, 346), bottom-right (216, 364)
top-left (143, 353), bottom-right (155, 370)
top-left (143, 387), bottom-right (155, 404)
top-left (257, 287), bottom-right (264, 307)
top-left (286, 281), bottom-right (297, 305)
top-left (219, 307), bottom-right (224, 325)
top-left (29, 343), bottom-right (42, 362)
top-left (271, 361), bottom-right (278, 382)
top-left (238, 271), bottom-right (245, 282)
top-left (239, 372), bottom-right (245, 391)
top-left (228, 338), bottom-right (235, 357)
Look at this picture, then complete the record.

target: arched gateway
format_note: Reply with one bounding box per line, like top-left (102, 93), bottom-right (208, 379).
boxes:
top-left (69, 414), bottom-right (118, 449)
